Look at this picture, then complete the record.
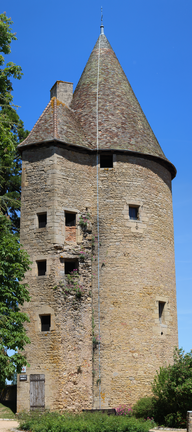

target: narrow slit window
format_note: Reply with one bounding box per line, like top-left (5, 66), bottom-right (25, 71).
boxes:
top-left (38, 213), bottom-right (47, 228)
top-left (40, 315), bottom-right (50, 332)
top-left (159, 301), bottom-right (165, 324)
top-left (129, 206), bottom-right (139, 220)
top-left (65, 212), bottom-right (76, 227)
top-left (100, 154), bottom-right (113, 168)
top-left (37, 260), bottom-right (46, 276)
top-left (65, 260), bottom-right (78, 275)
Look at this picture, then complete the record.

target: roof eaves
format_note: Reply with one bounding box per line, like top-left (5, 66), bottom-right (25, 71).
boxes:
top-left (17, 138), bottom-right (176, 179)
top-left (97, 148), bottom-right (177, 179)
top-left (18, 137), bottom-right (92, 152)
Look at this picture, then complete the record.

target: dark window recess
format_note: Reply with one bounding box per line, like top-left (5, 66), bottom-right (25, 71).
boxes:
top-left (65, 260), bottom-right (78, 274)
top-left (38, 213), bottom-right (47, 228)
top-left (129, 206), bottom-right (139, 220)
top-left (65, 212), bottom-right (76, 226)
top-left (159, 301), bottom-right (165, 324)
top-left (37, 261), bottom-right (46, 276)
top-left (100, 154), bottom-right (113, 168)
top-left (40, 315), bottom-right (50, 332)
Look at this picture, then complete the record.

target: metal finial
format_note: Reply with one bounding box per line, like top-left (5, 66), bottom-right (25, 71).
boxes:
top-left (100, 6), bottom-right (104, 34)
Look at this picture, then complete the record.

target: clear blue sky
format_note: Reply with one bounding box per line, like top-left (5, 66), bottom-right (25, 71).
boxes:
top-left (2, 0), bottom-right (192, 353)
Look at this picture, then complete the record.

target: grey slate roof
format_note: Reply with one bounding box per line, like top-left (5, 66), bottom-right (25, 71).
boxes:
top-left (18, 32), bottom-right (176, 178)
top-left (18, 97), bottom-right (91, 150)
top-left (71, 34), bottom-right (167, 159)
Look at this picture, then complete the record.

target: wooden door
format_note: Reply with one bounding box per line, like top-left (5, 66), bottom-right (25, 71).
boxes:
top-left (30, 374), bottom-right (45, 410)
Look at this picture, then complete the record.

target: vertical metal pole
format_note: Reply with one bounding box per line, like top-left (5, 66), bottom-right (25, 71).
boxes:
top-left (96, 35), bottom-right (101, 409)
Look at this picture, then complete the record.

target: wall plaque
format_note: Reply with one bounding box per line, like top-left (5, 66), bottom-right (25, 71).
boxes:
top-left (19, 374), bottom-right (27, 381)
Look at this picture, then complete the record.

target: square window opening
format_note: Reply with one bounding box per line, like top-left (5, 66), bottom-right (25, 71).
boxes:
top-left (100, 154), bottom-right (113, 168)
top-left (159, 301), bottom-right (166, 324)
top-left (129, 206), bottom-right (139, 220)
top-left (65, 260), bottom-right (78, 275)
top-left (65, 212), bottom-right (76, 227)
top-left (38, 213), bottom-right (47, 228)
top-left (40, 315), bottom-right (51, 332)
top-left (37, 260), bottom-right (46, 276)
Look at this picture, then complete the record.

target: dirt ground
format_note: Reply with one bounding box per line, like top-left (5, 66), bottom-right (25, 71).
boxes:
top-left (0, 420), bottom-right (19, 432)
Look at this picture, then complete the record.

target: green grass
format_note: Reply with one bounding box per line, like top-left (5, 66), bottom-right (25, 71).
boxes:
top-left (0, 402), bottom-right (15, 419)
top-left (19, 411), bottom-right (156, 432)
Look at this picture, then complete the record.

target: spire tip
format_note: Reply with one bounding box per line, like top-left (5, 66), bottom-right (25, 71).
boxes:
top-left (100, 6), bottom-right (104, 34)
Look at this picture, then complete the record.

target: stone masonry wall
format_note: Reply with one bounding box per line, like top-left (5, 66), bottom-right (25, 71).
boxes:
top-left (17, 146), bottom-right (93, 412)
top-left (18, 146), bottom-right (178, 411)
top-left (91, 154), bottom-right (178, 408)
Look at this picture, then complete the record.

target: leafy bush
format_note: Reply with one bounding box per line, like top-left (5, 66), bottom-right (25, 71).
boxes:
top-left (132, 348), bottom-right (192, 427)
top-left (151, 348), bottom-right (192, 427)
top-left (19, 411), bottom-right (156, 432)
top-left (132, 397), bottom-right (154, 419)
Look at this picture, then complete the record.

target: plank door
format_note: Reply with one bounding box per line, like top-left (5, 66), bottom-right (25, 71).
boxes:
top-left (30, 374), bottom-right (45, 410)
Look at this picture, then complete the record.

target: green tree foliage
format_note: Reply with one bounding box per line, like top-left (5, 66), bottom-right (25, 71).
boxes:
top-left (0, 214), bottom-right (31, 390)
top-left (133, 348), bottom-right (192, 427)
top-left (9, 371), bottom-right (17, 385)
top-left (0, 13), bottom-right (31, 390)
top-left (152, 348), bottom-right (192, 427)
top-left (132, 396), bottom-right (154, 420)
top-left (0, 12), bottom-right (29, 231)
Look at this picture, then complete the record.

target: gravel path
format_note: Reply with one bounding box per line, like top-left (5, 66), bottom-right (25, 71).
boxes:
top-left (0, 420), bottom-right (19, 432)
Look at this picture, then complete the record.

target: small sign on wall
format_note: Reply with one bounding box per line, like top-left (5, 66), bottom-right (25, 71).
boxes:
top-left (19, 375), bottom-right (27, 381)
top-left (21, 366), bottom-right (26, 373)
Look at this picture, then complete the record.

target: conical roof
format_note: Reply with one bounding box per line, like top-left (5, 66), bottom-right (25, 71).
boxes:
top-left (18, 31), bottom-right (176, 178)
top-left (71, 33), bottom-right (166, 160)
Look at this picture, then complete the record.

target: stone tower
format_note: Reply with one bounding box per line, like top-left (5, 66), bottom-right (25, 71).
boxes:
top-left (17, 26), bottom-right (178, 412)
